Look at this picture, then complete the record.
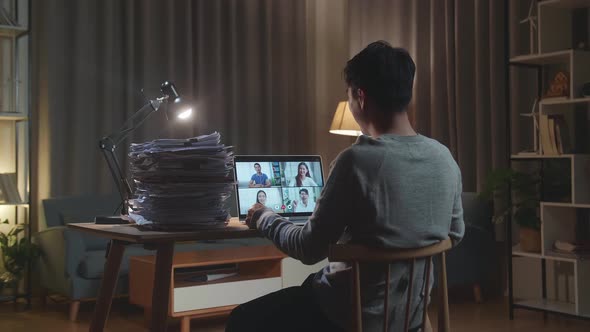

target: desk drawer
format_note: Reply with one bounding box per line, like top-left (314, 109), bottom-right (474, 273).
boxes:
top-left (172, 277), bottom-right (282, 313)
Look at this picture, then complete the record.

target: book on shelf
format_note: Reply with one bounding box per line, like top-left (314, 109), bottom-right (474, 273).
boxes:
top-left (539, 115), bottom-right (557, 155)
top-left (548, 117), bottom-right (557, 154)
top-left (175, 263), bottom-right (239, 283)
top-left (538, 114), bottom-right (571, 155)
top-left (553, 115), bottom-right (571, 154)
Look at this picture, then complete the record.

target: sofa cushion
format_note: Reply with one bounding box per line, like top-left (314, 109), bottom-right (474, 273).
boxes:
top-left (77, 238), bottom-right (272, 279)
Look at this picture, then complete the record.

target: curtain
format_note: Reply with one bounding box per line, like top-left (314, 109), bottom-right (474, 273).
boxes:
top-left (31, 0), bottom-right (327, 227)
top-left (348, 0), bottom-right (511, 192)
top-left (31, 0), bottom-right (355, 229)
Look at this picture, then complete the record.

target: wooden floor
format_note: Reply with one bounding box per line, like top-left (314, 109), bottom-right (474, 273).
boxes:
top-left (2, 297), bottom-right (590, 332)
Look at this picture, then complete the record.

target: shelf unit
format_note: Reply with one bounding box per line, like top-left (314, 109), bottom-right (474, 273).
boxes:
top-left (0, 0), bottom-right (31, 307)
top-left (506, 0), bottom-right (590, 321)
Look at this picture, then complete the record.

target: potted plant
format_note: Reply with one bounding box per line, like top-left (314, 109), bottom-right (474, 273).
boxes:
top-left (481, 169), bottom-right (541, 252)
top-left (0, 220), bottom-right (41, 298)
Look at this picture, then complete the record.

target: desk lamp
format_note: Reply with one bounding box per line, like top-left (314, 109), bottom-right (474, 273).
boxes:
top-left (96, 81), bottom-right (193, 224)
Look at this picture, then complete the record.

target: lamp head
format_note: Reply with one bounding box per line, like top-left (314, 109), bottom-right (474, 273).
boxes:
top-left (160, 81), bottom-right (193, 120)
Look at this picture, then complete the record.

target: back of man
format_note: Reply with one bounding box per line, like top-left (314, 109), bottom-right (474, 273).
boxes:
top-left (313, 133), bottom-right (463, 331)
top-left (227, 41), bottom-right (464, 332)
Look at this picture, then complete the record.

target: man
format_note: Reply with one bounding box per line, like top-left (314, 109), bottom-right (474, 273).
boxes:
top-left (292, 188), bottom-right (316, 213)
top-left (248, 162), bottom-right (271, 188)
top-left (226, 41), bottom-right (464, 332)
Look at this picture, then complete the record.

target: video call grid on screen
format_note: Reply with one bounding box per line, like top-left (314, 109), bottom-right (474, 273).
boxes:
top-left (234, 155), bottom-right (324, 218)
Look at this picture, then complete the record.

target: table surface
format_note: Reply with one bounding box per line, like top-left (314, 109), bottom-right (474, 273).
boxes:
top-left (67, 217), bottom-right (260, 243)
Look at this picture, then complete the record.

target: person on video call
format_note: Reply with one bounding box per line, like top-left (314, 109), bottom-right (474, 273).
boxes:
top-left (289, 162), bottom-right (318, 187)
top-left (292, 188), bottom-right (315, 213)
top-left (248, 163), bottom-right (271, 188)
top-left (226, 41), bottom-right (464, 332)
top-left (256, 190), bottom-right (267, 206)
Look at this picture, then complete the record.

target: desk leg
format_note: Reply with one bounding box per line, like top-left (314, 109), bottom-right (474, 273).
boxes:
top-left (90, 240), bottom-right (126, 332)
top-left (151, 242), bottom-right (175, 332)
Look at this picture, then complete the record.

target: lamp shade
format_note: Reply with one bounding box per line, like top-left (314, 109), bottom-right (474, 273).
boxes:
top-left (329, 101), bottom-right (362, 136)
top-left (161, 81), bottom-right (193, 120)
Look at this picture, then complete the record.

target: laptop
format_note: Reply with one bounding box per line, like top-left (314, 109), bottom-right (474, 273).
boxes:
top-left (233, 155), bottom-right (325, 224)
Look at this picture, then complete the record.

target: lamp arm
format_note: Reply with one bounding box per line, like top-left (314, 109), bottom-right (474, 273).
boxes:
top-left (98, 97), bottom-right (166, 214)
top-left (104, 98), bottom-right (165, 148)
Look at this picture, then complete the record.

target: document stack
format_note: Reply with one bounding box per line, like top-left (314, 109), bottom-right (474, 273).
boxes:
top-left (128, 132), bottom-right (234, 231)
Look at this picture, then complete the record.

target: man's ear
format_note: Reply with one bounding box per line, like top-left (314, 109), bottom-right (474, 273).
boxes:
top-left (357, 89), bottom-right (365, 111)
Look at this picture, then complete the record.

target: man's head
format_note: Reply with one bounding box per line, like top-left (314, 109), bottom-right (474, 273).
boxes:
top-left (299, 189), bottom-right (309, 203)
top-left (344, 41), bottom-right (415, 128)
top-left (254, 163), bottom-right (261, 174)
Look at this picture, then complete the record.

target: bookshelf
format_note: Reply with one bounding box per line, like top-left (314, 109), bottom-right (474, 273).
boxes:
top-left (0, 0), bottom-right (30, 307)
top-left (507, 0), bottom-right (590, 321)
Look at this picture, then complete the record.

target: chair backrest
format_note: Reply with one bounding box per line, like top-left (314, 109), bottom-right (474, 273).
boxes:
top-left (329, 238), bottom-right (453, 332)
top-left (43, 194), bottom-right (121, 228)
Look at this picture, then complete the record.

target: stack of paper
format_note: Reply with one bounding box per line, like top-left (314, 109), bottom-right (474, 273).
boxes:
top-left (128, 132), bottom-right (234, 231)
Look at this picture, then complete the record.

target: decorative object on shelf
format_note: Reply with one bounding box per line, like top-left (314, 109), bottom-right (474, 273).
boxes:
top-left (544, 71), bottom-right (569, 100)
top-left (0, 220), bottom-right (41, 301)
top-left (0, 173), bottom-right (21, 203)
top-left (329, 101), bottom-right (362, 136)
top-left (481, 169), bottom-right (541, 252)
top-left (520, 0), bottom-right (538, 54)
top-left (0, 5), bottom-right (16, 26)
top-left (582, 82), bottom-right (590, 97)
top-left (553, 240), bottom-right (590, 254)
top-left (97, 81), bottom-right (193, 224)
top-left (519, 98), bottom-right (540, 154)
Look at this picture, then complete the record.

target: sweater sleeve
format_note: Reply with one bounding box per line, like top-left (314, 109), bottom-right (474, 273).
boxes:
top-left (254, 150), bottom-right (359, 265)
top-left (449, 171), bottom-right (465, 246)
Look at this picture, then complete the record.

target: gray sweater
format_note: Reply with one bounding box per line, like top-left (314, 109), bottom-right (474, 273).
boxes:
top-left (253, 134), bottom-right (464, 331)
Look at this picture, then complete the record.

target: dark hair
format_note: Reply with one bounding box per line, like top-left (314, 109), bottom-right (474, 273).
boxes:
top-left (254, 163), bottom-right (261, 168)
top-left (299, 188), bottom-right (309, 195)
top-left (296, 162), bottom-right (311, 186)
top-left (256, 190), bottom-right (267, 204)
top-left (344, 41), bottom-right (415, 113)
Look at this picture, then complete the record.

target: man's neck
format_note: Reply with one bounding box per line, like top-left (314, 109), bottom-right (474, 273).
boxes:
top-left (365, 111), bottom-right (416, 138)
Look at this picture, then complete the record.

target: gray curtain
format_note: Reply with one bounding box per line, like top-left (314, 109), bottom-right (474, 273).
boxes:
top-left (31, 0), bottom-right (522, 228)
top-left (348, 0), bottom-right (510, 192)
top-left (32, 0), bottom-right (316, 200)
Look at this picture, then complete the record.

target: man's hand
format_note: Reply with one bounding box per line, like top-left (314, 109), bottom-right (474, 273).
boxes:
top-left (292, 200), bottom-right (298, 210)
top-left (245, 203), bottom-right (266, 229)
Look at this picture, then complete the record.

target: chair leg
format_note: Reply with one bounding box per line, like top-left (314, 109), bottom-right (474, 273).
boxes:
top-left (39, 288), bottom-right (48, 308)
top-left (424, 313), bottom-right (433, 332)
top-left (438, 253), bottom-right (450, 332)
top-left (69, 301), bottom-right (81, 322)
top-left (473, 283), bottom-right (483, 304)
top-left (144, 307), bottom-right (152, 328)
top-left (181, 316), bottom-right (191, 332)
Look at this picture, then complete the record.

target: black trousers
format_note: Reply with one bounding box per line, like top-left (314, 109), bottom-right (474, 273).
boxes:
top-left (225, 274), bottom-right (345, 332)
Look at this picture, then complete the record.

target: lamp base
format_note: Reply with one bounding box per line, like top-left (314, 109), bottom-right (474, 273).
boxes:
top-left (94, 216), bottom-right (130, 225)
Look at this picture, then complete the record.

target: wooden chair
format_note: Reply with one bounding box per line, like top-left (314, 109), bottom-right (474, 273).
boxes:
top-left (328, 238), bottom-right (453, 332)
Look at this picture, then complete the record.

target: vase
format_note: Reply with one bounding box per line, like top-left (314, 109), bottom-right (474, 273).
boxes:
top-left (519, 227), bottom-right (542, 253)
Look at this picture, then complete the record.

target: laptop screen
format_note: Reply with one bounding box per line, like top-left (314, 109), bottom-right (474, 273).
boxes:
top-left (234, 155), bottom-right (324, 220)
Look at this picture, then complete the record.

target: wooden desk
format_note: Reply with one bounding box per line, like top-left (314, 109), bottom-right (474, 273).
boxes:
top-left (68, 218), bottom-right (260, 332)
